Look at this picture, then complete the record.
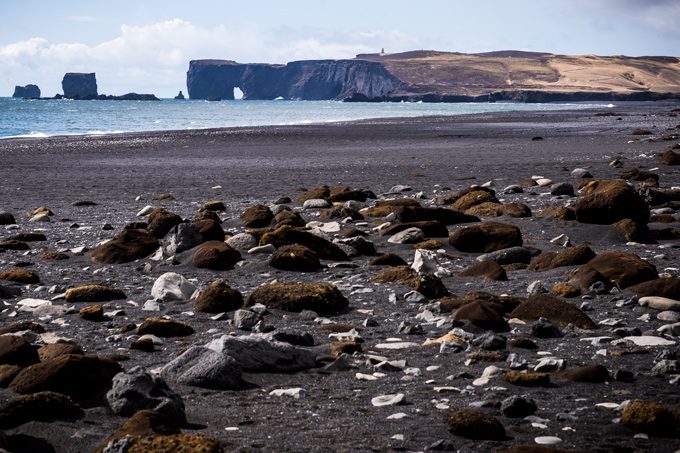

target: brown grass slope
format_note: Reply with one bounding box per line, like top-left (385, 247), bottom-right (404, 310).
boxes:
top-left (356, 50), bottom-right (680, 96)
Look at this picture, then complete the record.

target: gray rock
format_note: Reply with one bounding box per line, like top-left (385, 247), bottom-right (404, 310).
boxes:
top-left (388, 227), bottom-right (424, 244)
top-left (477, 246), bottom-right (536, 265)
top-left (106, 366), bottom-right (186, 423)
top-left (29, 213), bottom-right (50, 222)
top-left (531, 318), bottom-right (563, 338)
top-left (205, 334), bottom-right (316, 372)
top-left (233, 309), bottom-right (262, 330)
top-left (658, 311), bottom-right (680, 322)
top-left (371, 393), bottom-right (405, 407)
top-left (163, 223), bottom-right (203, 255)
top-left (550, 182), bottom-right (575, 197)
top-left (151, 272), bottom-right (197, 301)
top-left (501, 395), bottom-right (537, 418)
top-left (651, 359), bottom-right (679, 375)
top-left (161, 346), bottom-right (244, 389)
top-left (336, 236), bottom-right (376, 256)
top-left (471, 333), bottom-right (507, 351)
top-left (387, 185), bottom-right (412, 193)
top-left (404, 290), bottom-right (427, 303)
top-left (571, 168), bottom-right (593, 178)
top-left (227, 233), bottom-right (258, 251)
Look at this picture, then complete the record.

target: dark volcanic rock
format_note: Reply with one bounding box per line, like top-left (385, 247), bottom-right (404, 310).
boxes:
top-left (62, 72), bottom-right (97, 98)
top-left (368, 253), bottom-right (408, 266)
top-left (38, 344), bottom-right (84, 362)
top-left (574, 179), bottom-right (650, 224)
top-left (97, 409), bottom-right (181, 452)
top-left (0, 212), bottom-right (16, 225)
top-left (64, 284), bottom-right (126, 303)
top-left (459, 260), bottom-right (507, 281)
top-left (379, 221), bottom-right (449, 238)
top-left (147, 208), bottom-right (183, 239)
top-left (0, 335), bottom-right (39, 367)
top-left (449, 222), bottom-right (523, 253)
top-left (12, 84), bottom-right (40, 98)
top-left (193, 218), bottom-right (225, 242)
top-left (528, 244), bottom-right (596, 271)
top-left (194, 281), bottom-right (244, 313)
top-left (192, 241), bottom-right (241, 270)
top-left (447, 408), bottom-right (506, 440)
top-left (260, 225), bottom-right (349, 261)
top-left (269, 244), bottom-right (321, 271)
top-left (556, 364), bottom-right (610, 383)
top-left (373, 266), bottom-right (449, 299)
top-left (137, 318), bottom-right (194, 337)
top-left (627, 278), bottom-right (680, 299)
top-left (660, 149), bottom-right (680, 165)
top-left (246, 282), bottom-right (348, 315)
top-left (511, 294), bottom-right (598, 329)
top-left (174, 90), bottom-right (186, 100)
top-left (9, 354), bottom-right (122, 401)
top-left (578, 250), bottom-right (658, 288)
top-left (0, 391), bottom-right (83, 429)
top-left (452, 301), bottom-right (509, 332)
top-left (394, 206), bottom-right (479, 225)
top-left (91, 228), bottom-right (159, 264)
top-left (240, 204), bottom-right (274, 228)
top-left (0, 240), bottom-right (29, 251)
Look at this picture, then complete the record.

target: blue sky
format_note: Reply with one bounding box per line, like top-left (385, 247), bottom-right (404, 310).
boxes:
top-left (1, 0), bottom-right (679, 97)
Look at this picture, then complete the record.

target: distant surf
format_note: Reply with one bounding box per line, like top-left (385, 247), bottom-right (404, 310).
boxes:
top-left (0, 97), bottom-right (611, 139)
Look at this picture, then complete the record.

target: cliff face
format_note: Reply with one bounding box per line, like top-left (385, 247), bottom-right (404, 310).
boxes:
top-left (62, 73), bottom-right (98, 98)
top-left (187, 51), bottom-right (680, 102)
top-left (187, 59), bottom-right (403, 100)
top-left (12, 84), bottom-right (40, 98)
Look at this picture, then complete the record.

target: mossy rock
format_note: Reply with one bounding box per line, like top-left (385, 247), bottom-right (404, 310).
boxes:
top-left (0, 268), bottom-right (40, 284)
top-left (621, 400), bottom-right (678, 437)
top-left (447, 408), bottom-right (506, 440)
top-left (65, 284), bottom-right (126, 303)
top-left (504, 371), bottom-right (551, 387)
top-left (246, 282), bottom-right (348, 316)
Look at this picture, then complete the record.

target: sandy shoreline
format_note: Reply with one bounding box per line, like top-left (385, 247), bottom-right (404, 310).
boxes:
top-left (1, 103), bottom-right (680, 452)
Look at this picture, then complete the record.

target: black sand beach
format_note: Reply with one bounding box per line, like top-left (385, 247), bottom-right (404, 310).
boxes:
top-left (1, 103), bottom-right (680, 452)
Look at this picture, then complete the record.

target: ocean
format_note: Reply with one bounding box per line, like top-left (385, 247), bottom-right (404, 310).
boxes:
top-left (0, 97), bottom-right (610, 139)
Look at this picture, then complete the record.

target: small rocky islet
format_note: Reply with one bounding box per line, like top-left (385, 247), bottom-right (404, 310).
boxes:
top-left (1, 110), bottom-right (680, 452)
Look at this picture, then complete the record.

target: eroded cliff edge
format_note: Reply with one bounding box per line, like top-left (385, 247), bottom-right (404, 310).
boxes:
top-left (187, 50), bottom-right (680, 102)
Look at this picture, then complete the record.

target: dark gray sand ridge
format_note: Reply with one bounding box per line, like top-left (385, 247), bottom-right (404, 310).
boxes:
top-left (1, 103), bottom-right (680, 452)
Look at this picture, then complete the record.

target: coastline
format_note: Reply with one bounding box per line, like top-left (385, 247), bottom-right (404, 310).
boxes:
top-left (1, 103), bottom-right (680, 451)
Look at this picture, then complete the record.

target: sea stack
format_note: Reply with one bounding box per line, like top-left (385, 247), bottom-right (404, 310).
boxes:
top-left (174, 90), bottom-right (186, 100)
top-left (12, 84), bottom-right (41, 98)
top-left (62, 73), bottom-right (98, 99)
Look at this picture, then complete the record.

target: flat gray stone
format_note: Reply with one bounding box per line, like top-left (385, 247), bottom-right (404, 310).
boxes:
top-left (161, 346), bottom-right (244, 389)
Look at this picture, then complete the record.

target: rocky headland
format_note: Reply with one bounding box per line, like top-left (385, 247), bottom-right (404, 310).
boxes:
top-left (12, 85), bottom-right (40, 99)
top-left (187, 50), bottom-right (680, 102)
top-left (0, 104), bottom-right (679, 451)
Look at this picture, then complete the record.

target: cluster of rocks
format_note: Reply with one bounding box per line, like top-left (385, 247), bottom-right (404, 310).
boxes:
top-left (1, 130), bottom-right (680, 451)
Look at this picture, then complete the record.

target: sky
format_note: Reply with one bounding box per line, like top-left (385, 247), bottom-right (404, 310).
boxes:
top-left (1, 0), bottom-right (679, 97)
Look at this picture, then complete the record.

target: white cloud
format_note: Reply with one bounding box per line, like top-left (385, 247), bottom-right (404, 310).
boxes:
top-left (0, 19), bottom-right (419, 97)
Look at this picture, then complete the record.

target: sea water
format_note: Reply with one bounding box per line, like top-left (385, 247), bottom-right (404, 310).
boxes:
top-left (0, 97), bottom-right (610, 139)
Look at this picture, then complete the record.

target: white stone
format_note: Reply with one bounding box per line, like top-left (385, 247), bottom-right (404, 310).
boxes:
top-left (142, 300), bottom-right (161, 311)
top-left (137, 334), bottom-right (164, 345)
top-left (622, 335), bottom-right (675, 346)
top-left (16, 298), bottom-right (51, 311)
top-left (226, 233), bottom-right (257, 251)
top-left (307, 220), bottom-right (341, 233)
top-left (387, 412), bottom-right (408, 420)
top-left (303, 198), bottom-right (330, 209)
top-left (269, 388), bottom-right (306, 399)
top-left (29, 214), bottom-right (50, 222)
top-left (371, 393), bottom-right (405, 407)
top-left (658, 311), bottom-right (680, 322)
top-left (136, 205), bottom-right (155, 217)
top-left (595, 402), bottom-right (620, 409)
top-left (535, 436), bottom-right (562, 445)
top-left (639, 296), bottom-right (680, 311)
top-left (388, 185), bottom-right (412, 193)
top-left (248, 244), bottom-right (276, 254)
top-left (657, 322), bottom-right (680, 337)
top-left (534, 358), bottom-right (565, 372)
top-left (388, 227), bottom-right (424, 244)
top-left (151, 272), bottom-right (197, 302)
top-left (356, 373), bottom-right (378, 381)
top-left (535, 178), bottom-right (553, 187)
top-left (374, 342), bottom-right (419, 350)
